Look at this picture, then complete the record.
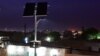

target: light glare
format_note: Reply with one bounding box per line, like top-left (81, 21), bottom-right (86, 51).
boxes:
top-left (45, 37), bottom-right (51, 42)
top-left (24, 37), bottom-right (29, 43)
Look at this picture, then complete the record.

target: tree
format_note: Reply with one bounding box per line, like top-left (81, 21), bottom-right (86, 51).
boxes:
top-left (37, 31), bottom-right (47, 40)
top-left (81, 27), bottom-right (99, 40)
top-left (46, 31), bottom-right (61, 42)
top-left (63, 30), bottom-right (73, 39)
top-left (29, 31), bottom-right (47, 41)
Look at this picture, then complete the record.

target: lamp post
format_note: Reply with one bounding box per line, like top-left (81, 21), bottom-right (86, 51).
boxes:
top-left (34, 8), bottom-right (37, 42)
top-left (33, 5), bottom-right (44, 56)
top-left (34, 8), bottom-right (38, 56)
top-left (23, 2), bottom-right (47, 56)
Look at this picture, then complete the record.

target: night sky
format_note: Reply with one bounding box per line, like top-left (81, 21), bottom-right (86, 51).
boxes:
top-left (0, 0), bottom-right (100, 31)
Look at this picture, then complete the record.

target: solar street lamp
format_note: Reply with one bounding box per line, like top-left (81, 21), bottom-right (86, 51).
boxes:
top-left (23, 2), bottom-right (48, 56)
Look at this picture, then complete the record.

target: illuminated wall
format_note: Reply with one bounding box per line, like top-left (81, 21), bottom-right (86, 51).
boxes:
top-left (7, 45), bottom-right (65, 56)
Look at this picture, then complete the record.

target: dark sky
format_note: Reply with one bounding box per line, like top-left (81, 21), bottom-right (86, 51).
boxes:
top-left (0, 0), bottom-right (100, 31)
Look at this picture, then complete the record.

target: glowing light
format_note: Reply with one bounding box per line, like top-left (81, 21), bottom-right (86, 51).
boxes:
top-left (97, 36), bottom-right (100, 39)
top-left (0, 36), bottom-right (3, 43)
top-left (97, 33), bottom-right (100, 39)
top-left (73, 32), bottom-right (77, 36)
top-left (71, 30), bottom-right (75, 33)
top-left (78, 31), bottom-right (83, 35)
top-left (45, 37), bottom-right (52, 42)
top-left (88, 34), bottom-right (97, 40)
top-left (0, 36), bottom-right (3, 40)
top-left (24, 37), bottom-right (29, 43)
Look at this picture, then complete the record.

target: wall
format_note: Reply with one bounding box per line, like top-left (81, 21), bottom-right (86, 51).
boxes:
top-left (6, 45), bottom-right (65, 56)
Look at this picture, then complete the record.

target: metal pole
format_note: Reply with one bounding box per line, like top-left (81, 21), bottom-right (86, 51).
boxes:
top-left (34, 9), bottom-right (37, 41)
top-left (34, 43), bottom-right (37, 56)
top-left (34, 5), bottom-right (37, 56)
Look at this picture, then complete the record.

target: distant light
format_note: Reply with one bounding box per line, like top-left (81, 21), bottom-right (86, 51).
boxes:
top-left (60, 35), bottom-right (63, 39)
top-left (24, 37), bottom-right (29, 43)
top-left (0, 36), bottom-right (3, 40)
top-left (0, 36), bottom-right (3, 43)
top-left (45, 37), bottom-right (51, 42)
top-left (73, 32), bottom-right (77, 36)
top-left (97, 36), bottom-right (100, 39)
top-left (88, 35), bottom-right (96, 40)
top-left (97, 33), bottom-right (100, 39)
top-left (78, 31), bottom-right (83, 35)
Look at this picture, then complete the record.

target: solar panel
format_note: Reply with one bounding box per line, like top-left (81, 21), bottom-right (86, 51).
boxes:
top-left (23, 3), bottom-right (35, 16)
